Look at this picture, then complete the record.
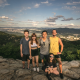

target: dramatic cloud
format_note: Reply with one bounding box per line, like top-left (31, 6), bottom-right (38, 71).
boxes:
top-left (76, 18), bottom-right (80, 20)
top-left (45, 22), bottom-right (56, 25)
top-left (45, 17), bottom-right (58, 22)
top-left (66, 2), bottom-right (80, 5)
top-left (61, 17), bottom-right (74, 21)
top-left (34, 3), bottom-right (40, 8)
top-left (69, 23), bottom-right (74, 26)
top-left (8, 19), bottom-right (13, 21)
top-left (62, 6), bottom-right (76, 10)
top-left (44, 15), bottom-right (64, 27)
top-left (0, 0), bottom-right (10, 7)
top-left (20, 7), bottom-right (31, 12)
top-left (26, 20), bottom-right (40, 26)
top-left (45, 15), bottom-right (64, 22)
top-left (64, 23), bottom-right (75, 28)
top-left (0, 16), bottom-right (9, 19)
top-left (56, 15), bottom-right (64, 18)
top-left (41, 1), bottom-right (48, 4)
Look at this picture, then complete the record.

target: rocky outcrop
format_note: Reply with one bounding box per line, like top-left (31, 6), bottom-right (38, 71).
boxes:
top-left (0, 56), bottom-right (80, 80)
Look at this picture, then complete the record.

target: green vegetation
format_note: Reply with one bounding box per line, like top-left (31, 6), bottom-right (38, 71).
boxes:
top-left (0, 31), bottom-right (80, 61)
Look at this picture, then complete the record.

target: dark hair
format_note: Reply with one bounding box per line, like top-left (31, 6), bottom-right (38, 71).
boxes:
top-left (52, 29), bottom-right (57, 33)
top-left (31, 33), bottom-right (38, 44)
top-left (24, 30), bottom-right (29, 33)
top-left (47, 53), bottom-right (56, 64)
top-left (42, 30), bottom-right (47, 34)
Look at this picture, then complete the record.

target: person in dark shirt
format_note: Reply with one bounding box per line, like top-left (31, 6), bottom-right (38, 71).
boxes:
top-left (20, 30), bottom-right (30, 69)
top-left (45, 53), bottom-right (59, 80)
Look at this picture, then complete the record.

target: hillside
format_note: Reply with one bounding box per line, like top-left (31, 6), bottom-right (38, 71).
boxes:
top-left (0, 31), bottom-right (80, 61)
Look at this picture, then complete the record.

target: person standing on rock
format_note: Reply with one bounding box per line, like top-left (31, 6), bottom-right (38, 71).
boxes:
top-left (29, 33), bottom-right (40, 72)
top-left (45, 53), bottom-right (59, 80)
top-left (20, 30), bottom-right (30, 69)
top-left (39, 30), bottom-right (50, 70)
top-left (49, 29), bottom-right (63, 79)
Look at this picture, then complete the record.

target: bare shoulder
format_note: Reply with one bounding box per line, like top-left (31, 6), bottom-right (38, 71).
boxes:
top-left (58, 38), bottom-right (62, 42)
top-left (29, 41), bottom-right (31, 43)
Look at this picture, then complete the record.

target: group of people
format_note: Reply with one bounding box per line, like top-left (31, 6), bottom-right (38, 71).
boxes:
top-left (20, 29), bottom-right (64, 80)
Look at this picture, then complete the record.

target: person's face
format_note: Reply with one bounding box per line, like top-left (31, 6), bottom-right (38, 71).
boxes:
top-left (42, 32), bottom-right (47, 38)
top-left (52, 30), bottom-right (57, 36)
top-left (32, 36), bottom-right (36, 40)
top-left (24, 32), bottom-right (29, 38)
top-left (49, 54), bottom-right (54, 61)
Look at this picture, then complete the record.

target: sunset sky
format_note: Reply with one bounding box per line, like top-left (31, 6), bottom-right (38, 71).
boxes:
top-left (0, 0), bottom-right (80, 28)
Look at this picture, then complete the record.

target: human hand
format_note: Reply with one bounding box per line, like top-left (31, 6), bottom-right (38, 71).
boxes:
top-left (29, 56), bottom-right (32, 59)
top-left (40, 37), bottom-right (42, 39)
top-left (21, 53), bottom-right (23, 57)
top-left (57, 52), bottom-right (61, 54)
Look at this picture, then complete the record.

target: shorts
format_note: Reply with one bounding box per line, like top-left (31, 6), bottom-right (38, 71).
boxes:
top-left (22, 54), bottom-right (30, 61)
top-left (40, 54), bottom-right (48, 60)
top-left (31, 49), bottom-right (38, 56)
top-left (54, 54), bottom-right (61, 58)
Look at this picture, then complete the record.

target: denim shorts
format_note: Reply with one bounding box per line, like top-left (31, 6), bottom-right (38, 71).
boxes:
top-left (54, 54), bottom-right (61, 58)
top-left (40, 54), bottom-right (48, 60)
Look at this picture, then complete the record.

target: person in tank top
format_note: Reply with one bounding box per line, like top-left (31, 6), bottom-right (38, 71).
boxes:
top-left (49, 29), bottom-right (64, 79)
top-left (29, 33), bottom-right (40, 72)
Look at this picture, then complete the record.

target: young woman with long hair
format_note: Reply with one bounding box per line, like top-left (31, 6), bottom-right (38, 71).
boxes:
top-left (29, 33), bottom-right (40, 72)
top-left (45, 53), bottom-right (59, 80)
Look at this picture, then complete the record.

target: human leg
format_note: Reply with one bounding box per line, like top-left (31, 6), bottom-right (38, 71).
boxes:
top-left (56, 58), bottom-right (62, 73)
top-left (52, 70), bottom-right (59, 75)
top-left (27, 59), bottom-right (30, 69)
top-left (22, 54), bottom-right (26, 69)
top-left (35, 55), bottom-right (39, 67)
top-left (46, 70), bottom-right (52, 80)
top-left (56, 57), bottom-right (63, 79)
top-left (26, 54), bottom-right (30, 69)
top-left (40, 54), bottom-right (44, 66)
top-left (32, 56), bottom-right (35, 67)
top-left (35, 55), bottom-right (39, 72)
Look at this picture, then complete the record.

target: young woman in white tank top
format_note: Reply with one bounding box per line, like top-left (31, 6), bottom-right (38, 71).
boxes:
top-left (29, 33), bottom-right (40, 72)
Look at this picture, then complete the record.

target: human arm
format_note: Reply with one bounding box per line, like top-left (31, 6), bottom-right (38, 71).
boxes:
top-left (58, 38), bottom-right (63, 54)
top-left (20, 39), bottom-right (23, 57)
top-left (20, 44), bottom-right (23, 57)
top-left (37, 40), bottom-right (41, 48)
top-left (29, 41), bottom-right (31, 59)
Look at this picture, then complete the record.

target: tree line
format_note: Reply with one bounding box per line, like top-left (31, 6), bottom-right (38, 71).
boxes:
top-left (0, 31), bottom-right (80, 61)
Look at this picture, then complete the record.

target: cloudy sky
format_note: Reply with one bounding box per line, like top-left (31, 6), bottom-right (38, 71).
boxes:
top-left (0, 0), bottom-right (80, 28)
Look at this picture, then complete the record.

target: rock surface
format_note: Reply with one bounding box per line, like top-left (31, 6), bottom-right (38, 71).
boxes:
top-left (0, 56), bottom-right (80, 80)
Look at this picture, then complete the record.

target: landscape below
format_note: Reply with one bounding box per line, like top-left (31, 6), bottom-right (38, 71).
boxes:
top-left (0, 31), bottom-right (80, 61)
top-left (0, 31), bottom-right (80, 80)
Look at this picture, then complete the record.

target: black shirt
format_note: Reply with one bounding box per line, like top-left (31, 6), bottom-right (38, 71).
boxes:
top-left (45, 61), bottom-right (57, 68)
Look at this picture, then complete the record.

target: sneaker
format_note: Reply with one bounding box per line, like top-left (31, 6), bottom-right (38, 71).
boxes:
top-left (33, 67), bottom-right (36, 71)
top-left (60, 73), bottom-right (63, 79)
top-left (37, 67), bottom-right (39, 72)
